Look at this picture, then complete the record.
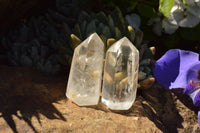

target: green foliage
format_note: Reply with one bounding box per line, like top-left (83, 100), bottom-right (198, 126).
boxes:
top-left (74, 7), bottom-right (132, 42)
top-left (90, 0), bottom-right (199, 52)
top-left (1, 0), bottom-right (156, 78)
top-left (159, 0), bottom-right (174, 18)
top-left (62, 7), bottom-right (155, 81)
top-left (0, 0), bottom-right (78, 75)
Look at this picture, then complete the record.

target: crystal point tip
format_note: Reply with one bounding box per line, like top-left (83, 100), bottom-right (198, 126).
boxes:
top-left (66, 33), bottom-right (104, 106)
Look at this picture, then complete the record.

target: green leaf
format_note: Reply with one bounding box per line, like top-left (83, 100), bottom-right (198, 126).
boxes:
top-left (182, 0), bottom-right (186, 4)
top-left (137, 3), bottom-right (157, 18)
top-left (159, 0), bottom-right (174, 18)
top-left (96, 12), bottom-right (108, 24)
top-left (86, 19), bottom-right (97, 37)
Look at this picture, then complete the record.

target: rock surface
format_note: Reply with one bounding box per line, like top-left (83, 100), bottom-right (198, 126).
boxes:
top-left (0, 65), bottom-right (199, 133)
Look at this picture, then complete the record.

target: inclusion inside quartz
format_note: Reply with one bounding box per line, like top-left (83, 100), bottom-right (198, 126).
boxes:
top-left (101, 37), bottom-right (139, 110)
top-left (66, 33), bottom-right (104, 106)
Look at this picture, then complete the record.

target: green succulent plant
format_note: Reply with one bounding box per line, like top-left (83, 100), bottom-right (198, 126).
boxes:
top-left (74, 7), bottom-right (130, 42)
top-left (63, 33), bottom-right (155, 89)
top-left (0, 0), bottom-right (79, 75)
top-left (1, 1), bottom-right (155, 87)
top-left (59, 8), bottom-right (155, 88)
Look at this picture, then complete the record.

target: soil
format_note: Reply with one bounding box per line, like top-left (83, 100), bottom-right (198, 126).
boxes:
top-left (0, 65), bottom-right (199, 133)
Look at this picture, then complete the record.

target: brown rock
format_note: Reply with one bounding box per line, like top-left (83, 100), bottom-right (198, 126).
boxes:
top-left (0, 65), bottom-right (199, 133)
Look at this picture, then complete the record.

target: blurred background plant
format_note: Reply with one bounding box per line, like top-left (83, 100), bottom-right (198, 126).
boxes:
top-left (49, 6), bottom-right (155, 84)
top-left (0, 0), bottom-right (199, 76)
top-left (82, 0), bottom-right (200, 53)
top-left (0, 0), bottom-right (81, 75)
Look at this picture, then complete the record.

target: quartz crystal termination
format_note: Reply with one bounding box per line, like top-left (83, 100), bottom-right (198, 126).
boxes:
top-left (102, 37), bottom-right (139, 110)
top-left (66, 33), bottom-right (104, 106)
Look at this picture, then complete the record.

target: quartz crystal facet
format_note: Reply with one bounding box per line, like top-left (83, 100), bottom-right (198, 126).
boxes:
top-left (66, 33), bottom-right (104, 106)
top-left (102, 37), bottom-right (139, 110)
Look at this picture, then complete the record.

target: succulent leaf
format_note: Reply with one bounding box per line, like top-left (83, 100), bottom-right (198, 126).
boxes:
top-left (78, 11), bottom-right (91, 24)
top-left (138, 71), bottom-right (147, 81)
top-left (106, 38), bottom-right (116, 49)
top-left (102, 26), bottom-right (111, 38)
top-left (86, 20), bottom-right (97, 36)
top-left (114, 27), bottom-right (122, 40)
top-left (96, 12), bottom-right (108, 24)
top-left (128, 26), bottom-right (135, 42)
top-left (70, 34), bottom-right (81, 49)
top-left (110, 7), bottom-right (126, 34)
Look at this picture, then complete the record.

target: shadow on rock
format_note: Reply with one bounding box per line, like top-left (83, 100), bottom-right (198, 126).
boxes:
top-left (90, 82), bottom-right (184, 133)
top-left (0, 66), bottom-right (67, 133)
top-left (136, 83), bottom-right (183, 133)
top-left (171, 88), bottom-right (199, 114)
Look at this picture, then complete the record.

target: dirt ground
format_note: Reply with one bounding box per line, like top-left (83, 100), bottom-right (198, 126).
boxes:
top-left (0, 65), bottom-right (199, 133)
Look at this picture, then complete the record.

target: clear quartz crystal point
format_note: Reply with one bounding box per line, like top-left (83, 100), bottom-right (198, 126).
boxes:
top-left (66, 33), bottom-right (104, 106)
top-left (102, 37), bottom-right (139, 110)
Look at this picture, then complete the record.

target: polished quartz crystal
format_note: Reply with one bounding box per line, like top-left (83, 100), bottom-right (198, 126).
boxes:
top-left (101, 37), bottom-right (139, 110)
top-left (66, 33), bottom-right (104, 106)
